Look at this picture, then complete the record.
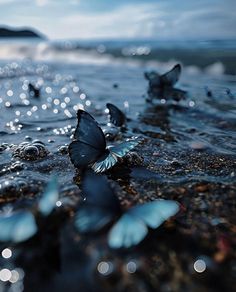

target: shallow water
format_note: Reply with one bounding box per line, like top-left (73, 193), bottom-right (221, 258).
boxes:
top-left (0, 46), bottom-right (236, 291)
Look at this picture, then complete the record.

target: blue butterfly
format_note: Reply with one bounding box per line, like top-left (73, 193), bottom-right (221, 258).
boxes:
top-left (75, 171), bottom-right (179, 249)
top-left (69, 110), bottom-right (140, 173)
top-left (0, 177), bottom-right (59, 243)
top-left (145, 64), bottom-right (186, 102)
top-left (145, 64), bottom-right (182, 88)
top-left (106, 103), bottom-right (126, 128)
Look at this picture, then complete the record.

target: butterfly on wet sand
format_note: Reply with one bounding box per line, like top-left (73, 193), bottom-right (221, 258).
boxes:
top-left (0, 177), bottom-right (59, 243)
top-left (28, 83), bottom-right (40, 98)
top-left (74, 171), bottom-right (180, 249)
top-left (145, 64), bottom-right (182, 89)
top-left (69, 110), bottom-right (141, 173)
top-left (144, 64), bottom-right (186, 101)
top-left (106, 103), bottom-right (127, 128)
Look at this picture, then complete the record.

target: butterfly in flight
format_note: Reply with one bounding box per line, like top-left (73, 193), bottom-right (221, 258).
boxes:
top-left (106, 103), bottom-right (127, 128)
top-left (69, 110), bottom-right (140, 173)
top-left (0, 177), bottom-right (59, 243)
top-left (75, 171), bottom-right (180, 249)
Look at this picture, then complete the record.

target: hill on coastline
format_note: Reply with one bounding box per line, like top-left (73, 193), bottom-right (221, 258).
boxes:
top-left (0, 26), bottom-right (45, 39)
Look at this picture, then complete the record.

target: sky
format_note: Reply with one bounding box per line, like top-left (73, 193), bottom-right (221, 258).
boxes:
top-left (0, 0), bottom-right (235, 40)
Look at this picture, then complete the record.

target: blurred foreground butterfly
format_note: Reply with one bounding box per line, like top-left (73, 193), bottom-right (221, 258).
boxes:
top-left (69, 110), bottom-right (140, 173)
top-left (106, 103), bottom-right (126, 127)
top-left (145, 64), bottom-right (181, 88)
top-left (0, 177), bottom-right (59, 243)
top-left (75, 171), bottom-right (179, 249)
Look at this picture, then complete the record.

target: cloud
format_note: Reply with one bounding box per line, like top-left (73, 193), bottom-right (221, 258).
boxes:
top-left (60, 4), bottom-right (156, 39)
top-left (0, 0), bottom-right (19, 5)
top-left (0, 0), bottom-right (235, 40)
top-left (36, 0), bottom-right (48, 6)
top-left (58, 1), bottom-right (236, 40)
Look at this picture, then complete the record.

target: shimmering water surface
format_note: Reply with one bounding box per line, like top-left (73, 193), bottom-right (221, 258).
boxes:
top-left (0, 40), bottom-right (236, 292)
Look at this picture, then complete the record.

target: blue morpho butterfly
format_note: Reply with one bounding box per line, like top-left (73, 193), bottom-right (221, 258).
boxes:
top-left (106, 103), bottom-right (127, 128)
top-left (0, 177), bottom-right (59, 243)
top-left (69, 110), bottom-right (140, 173)
top-left (144, 64), bottom-right (182, 88)
top-left (75, 171), bottom-right (180, 249)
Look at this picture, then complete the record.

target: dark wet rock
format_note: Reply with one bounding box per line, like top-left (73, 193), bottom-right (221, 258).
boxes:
top-left (0, 176), bottom-right (43, 200)
top-left (0, 144), bottom-right (8, 152)
top-left (123, 151), bottom-right (144, 166)
top-left (12, 141), bottom-right (49, 161)
top-left (58, 145), bottom-right (69, 155)
top-left (25, 136), bottom-right (32, 141)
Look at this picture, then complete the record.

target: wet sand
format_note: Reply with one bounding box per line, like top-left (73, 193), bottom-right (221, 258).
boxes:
top-left (0, 58), bottom-right (235, 291)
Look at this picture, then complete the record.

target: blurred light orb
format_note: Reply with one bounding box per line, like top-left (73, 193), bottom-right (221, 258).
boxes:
top-left (56, 200), bottom-right (62, 207)
top-left (73, 86), bottom-right (79, 93)
top-left (64, 97), bottom-right (70, 103)
top-left (85, 100), bottom-right (91, 106)
top-left (54, 99), bottom-right (60, 105)
top-left (45, 87), bottom-right (52, 94)
top-left (126, 261), bottom-right (137, 273)
top-left (97, 261), bottom-right (113, 276)
top-left (7, 90), bottom-right (13, 97)
top-left (61, 102), bottom-right (67, 109)
top-left (124, 101), bottom-right (129, 108)
top-left (1, 248), bottom-right (12, 259)
top-left (160, 98), bottom-right (166, 104)
top-left (0, 269), bottom-right (11, 282)
top-left (80, 93), bottom-right (86, 100)
top-left (9, 270), bottom-right (19, 283)
top-left (194, 259), bottom-right (206, 273)
top-left (189, 100), bottom-right (195, 107)
top-left (5, 101), bottom-right (11, 107)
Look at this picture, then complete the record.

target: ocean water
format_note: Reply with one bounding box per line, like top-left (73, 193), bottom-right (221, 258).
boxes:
top-left (0, 39), bottom-right (235, 291)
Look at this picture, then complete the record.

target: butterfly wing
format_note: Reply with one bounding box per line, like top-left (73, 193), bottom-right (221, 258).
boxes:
top-left (91, 151), bottom-right (118, 173)
top-left (0, 211), bottom-right (37, 243)
top-left (91, 138), bottom-right (140, 173)
top-left (108, 213), bottom-right (147, 249)
top-left (161, 64), bottom-right (181, 87)
top-left (129, 200), bottom-right (179, 229)
top-left (69, 110), bottom-right (107, 168)
top-left (69, 141), bottom-right (105, 168)
top-left (106, 103), bottom-right (126, 127)
top-left (73, 110), bottom-right (106, 150)
top-left (108, 200), bottom-right (179, 249)
top-left (144, 71), bottom-right (161, 87)
top-left (38, 177), bottom-right (59, 216)
top-left (109, 138), bottom-right (140, 158)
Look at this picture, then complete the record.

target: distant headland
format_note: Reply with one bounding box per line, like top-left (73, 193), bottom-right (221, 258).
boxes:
top-left (0, 26), bottom-right (46, 39)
